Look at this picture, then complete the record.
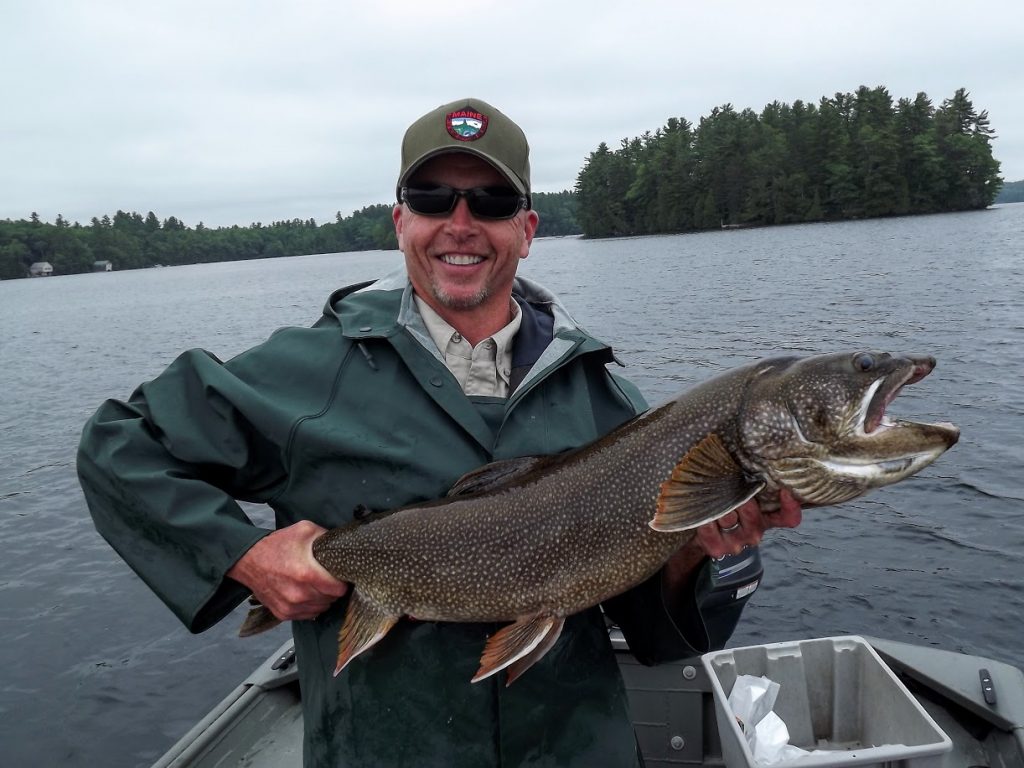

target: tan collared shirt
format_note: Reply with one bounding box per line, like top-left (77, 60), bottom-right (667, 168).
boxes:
top-left (414, 295), bottom-right (521, 397)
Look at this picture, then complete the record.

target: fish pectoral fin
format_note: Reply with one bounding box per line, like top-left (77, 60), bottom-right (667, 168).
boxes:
top-left (472, 615), bottom-right (563, 685)
top-left (333, 590), bottom-right (399, 677)
top-left (447, 456), bottom-right (548, 497)
top-left (650, 433), bottom-right (765, 532)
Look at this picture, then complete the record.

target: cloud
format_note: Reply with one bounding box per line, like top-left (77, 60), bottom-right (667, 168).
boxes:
top-left (2, 0), bottom-right (1021, 227)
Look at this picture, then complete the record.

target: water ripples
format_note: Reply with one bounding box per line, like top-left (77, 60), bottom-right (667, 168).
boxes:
top-left (2, 209), bottom-right (1023, 766)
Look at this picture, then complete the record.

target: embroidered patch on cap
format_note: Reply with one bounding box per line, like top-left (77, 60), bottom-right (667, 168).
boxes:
top-left (446, 108), bottom-right (489, 141)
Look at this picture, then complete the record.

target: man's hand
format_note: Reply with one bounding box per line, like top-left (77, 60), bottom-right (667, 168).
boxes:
top-left (227, 521), bottom-right (349, 621)
top-left (663, 490), bottom-right (803, 591)
top-left (695, 489), bottom-right (803, 559)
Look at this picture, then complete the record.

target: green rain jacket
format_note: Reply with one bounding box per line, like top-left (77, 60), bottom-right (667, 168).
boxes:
top-left (78, 271), bottom-right (747, 767)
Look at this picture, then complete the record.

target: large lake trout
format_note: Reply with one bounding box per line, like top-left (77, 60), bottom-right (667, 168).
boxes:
top-left (241, 351), bottom-right (959, 684)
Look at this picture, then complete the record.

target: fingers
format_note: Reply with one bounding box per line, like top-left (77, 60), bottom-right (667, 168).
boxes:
top-left (696, 492), bottom-right (805, 559)
top-left (266, 586), bottom-right (337, 622)
top-left (698, 499), bottom-right (762, 557)
top-left (768, 488), bottom-right (803, 529)
top-left (231, 521), bottom-right (349, 621)
top-left (304, 571), bottom-right (349, 602)
top-left (259, 578), bottom-right (347, 622)
top-left (292, 525), bottom-right (349, 598)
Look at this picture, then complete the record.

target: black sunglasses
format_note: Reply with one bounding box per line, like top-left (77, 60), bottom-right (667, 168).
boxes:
top-left (400, 184), bottom-right (528, 220)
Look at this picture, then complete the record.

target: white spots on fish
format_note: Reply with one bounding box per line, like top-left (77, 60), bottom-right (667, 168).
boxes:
top-left (302, 351), bottom-right (957, 685)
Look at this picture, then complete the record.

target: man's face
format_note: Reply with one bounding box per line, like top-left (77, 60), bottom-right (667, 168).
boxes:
top-left (393, 154), bottom-right (539, 333)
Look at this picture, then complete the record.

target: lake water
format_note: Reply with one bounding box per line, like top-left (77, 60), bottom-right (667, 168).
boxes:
top-left (2, 205), bottom-right (1023, 766)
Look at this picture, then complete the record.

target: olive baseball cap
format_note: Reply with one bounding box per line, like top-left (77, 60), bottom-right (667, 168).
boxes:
top-left (396, 98), bottom-right (531, 206)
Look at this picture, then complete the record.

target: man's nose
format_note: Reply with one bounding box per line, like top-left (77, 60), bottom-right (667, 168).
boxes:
top-left (445, 196), bottom-right (477, 230)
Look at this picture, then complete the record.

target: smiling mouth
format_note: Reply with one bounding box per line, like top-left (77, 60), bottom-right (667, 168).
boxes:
top-left (440, 254), bottom-right (484, 266)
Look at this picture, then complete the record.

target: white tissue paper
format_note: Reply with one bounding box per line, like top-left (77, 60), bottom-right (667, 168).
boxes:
top-left (727, 675), bottom-right (830, 765)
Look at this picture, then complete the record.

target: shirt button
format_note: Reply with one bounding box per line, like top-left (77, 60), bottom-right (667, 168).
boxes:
top-left (452, 333), bottom-right (462, 343)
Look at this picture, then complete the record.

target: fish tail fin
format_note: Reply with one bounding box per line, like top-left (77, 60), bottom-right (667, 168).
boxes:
top-left (238, 601), bottom-right (282, 637)
top-left (333, 590), bottom-right (399, 677)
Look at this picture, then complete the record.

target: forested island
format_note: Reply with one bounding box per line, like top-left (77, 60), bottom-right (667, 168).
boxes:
top-left (0, 86), bottom-right (1008, 280)
top-left (0, 193), bottom-right (579, 280)
top-left (996, 179), bottom-right (1024, 204)
top-left (574, 87), bottom-right (1002, 236)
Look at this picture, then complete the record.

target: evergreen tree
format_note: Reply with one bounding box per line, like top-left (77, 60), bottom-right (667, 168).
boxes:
top-left (1, 86), bottom-right (1005, 277)
top-left (934, 89), bottom-right (1001, 209)
top-left (571, 85), bottom-right (1002, 238)
top-left (851, 86), bottom-right (901, 217)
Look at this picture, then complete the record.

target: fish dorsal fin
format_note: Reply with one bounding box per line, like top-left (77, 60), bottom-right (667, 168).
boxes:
top-left (333, 590), bottom-right (399, 677)
top-left (447, 456), bottom-right (547, 497)
top-left (471, 614), bottom-right (564, 685)
top-left (649, 433), bottom-right (765, 532)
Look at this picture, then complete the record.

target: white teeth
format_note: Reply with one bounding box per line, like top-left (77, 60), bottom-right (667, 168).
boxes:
top-left (440, 254), bottom-right (483, 266)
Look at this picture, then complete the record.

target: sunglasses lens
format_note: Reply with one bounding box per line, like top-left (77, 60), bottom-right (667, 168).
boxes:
top-left (404, 186), bottom-right (457, 215)
top-left (468, 188), bottom-right (523, 219)
top-left (403, 185), bottom-right (524, 219)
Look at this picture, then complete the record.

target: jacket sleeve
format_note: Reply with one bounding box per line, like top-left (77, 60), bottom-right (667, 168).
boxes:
top-left (77, 347), bottom-right (294, 633)
top-left (603, 559), bottom-right (752, 664)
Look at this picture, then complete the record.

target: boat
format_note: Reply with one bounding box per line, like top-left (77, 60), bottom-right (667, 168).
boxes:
top-left (152, 631), bottom-right (1024, 767)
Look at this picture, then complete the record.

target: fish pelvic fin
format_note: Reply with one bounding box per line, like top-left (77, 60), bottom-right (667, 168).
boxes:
top-left (650, 433), bottom-right (765, 532)
top-left (238, 599), bottom-right (282, 637)
top-left (504, 617), bottom-right (566, 687)
top-left (333, 590), bottom-right (399, 677)
top-left (472, 615), bottom-right (565, 686)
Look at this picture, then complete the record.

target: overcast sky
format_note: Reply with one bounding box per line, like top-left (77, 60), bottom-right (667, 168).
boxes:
top-left (3, 1), bottom-right (1021, 228)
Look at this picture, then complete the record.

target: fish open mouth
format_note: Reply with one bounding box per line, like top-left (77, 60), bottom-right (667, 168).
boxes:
top-left (863, 356), bottom-right (936, 434)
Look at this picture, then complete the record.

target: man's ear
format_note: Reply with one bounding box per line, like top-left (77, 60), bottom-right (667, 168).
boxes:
top-left (392, 204), bottom-right (405, 251)
top-left (520, 209), bottom-right (540, 258)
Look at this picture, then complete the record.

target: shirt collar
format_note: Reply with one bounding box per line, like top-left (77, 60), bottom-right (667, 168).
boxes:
top-left (413, 294), bottom-right (522, 356)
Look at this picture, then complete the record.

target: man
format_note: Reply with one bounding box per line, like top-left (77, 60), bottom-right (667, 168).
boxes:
top-left (78, 98), bottom-right (801, 767)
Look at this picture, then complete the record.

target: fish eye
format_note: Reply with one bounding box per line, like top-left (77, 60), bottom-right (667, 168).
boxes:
top-left (852, 352), bottom-right (875, 372)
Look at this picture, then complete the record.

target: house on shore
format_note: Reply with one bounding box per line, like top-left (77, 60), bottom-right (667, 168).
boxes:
top-left (92, 260), bottom-right (113, 272)
top-left (29, 262), bottom-right (54, 277)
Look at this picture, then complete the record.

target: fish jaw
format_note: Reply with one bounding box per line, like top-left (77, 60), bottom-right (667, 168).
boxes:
top-left (863, 354), bottom-right (936, 433)
top-left (766, 418), bottom-right (959, 505)
top-left (739, 351), bottom-right (959, 506)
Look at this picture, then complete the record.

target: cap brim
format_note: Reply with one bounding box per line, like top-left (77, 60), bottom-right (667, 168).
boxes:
top-left (396, 147), bottom-right (528, 201)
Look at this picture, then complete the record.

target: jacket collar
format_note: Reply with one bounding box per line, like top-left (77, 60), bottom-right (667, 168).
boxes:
top-left (319, 267), bottom-right (620, 452)
top-left (322, 266), bottom-right (616, 382)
